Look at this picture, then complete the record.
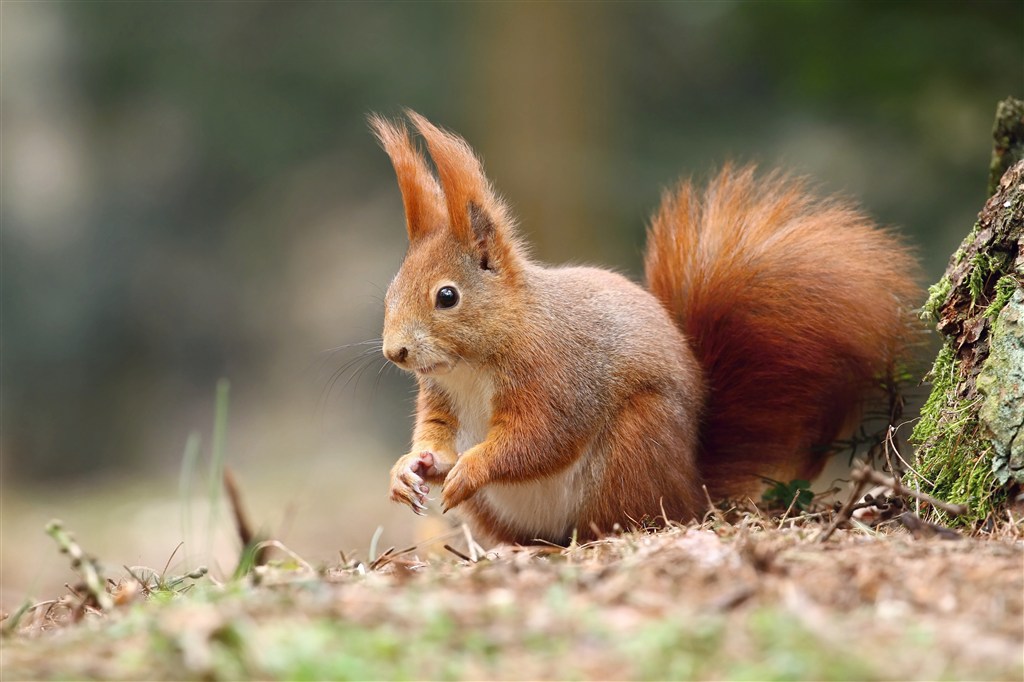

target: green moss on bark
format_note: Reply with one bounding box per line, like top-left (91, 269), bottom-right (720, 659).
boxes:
top-left (984, 275), bottom-right (1018, 320)
top-left (911, 143), bottom-right (1024, 525)
top-left (909, 346), bottom-right (1002, 524)
top-left (921, 276), bottom-right (952, 322)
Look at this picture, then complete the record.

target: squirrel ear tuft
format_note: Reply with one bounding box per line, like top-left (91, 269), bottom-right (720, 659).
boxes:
top-left (368, 113), bottom-right (446, 241)
top-left (405, 111), bottom-right (514, 246)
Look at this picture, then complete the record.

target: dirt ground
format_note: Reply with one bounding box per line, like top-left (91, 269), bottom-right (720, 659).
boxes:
top-left (3, 513), bottom-right (1022, 681)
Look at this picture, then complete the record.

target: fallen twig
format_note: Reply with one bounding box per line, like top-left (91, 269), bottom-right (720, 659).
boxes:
top-left (224, 467), bottom-right (267, 568)
top-left (816, 475), bottom-right (869, 543)
top-left (818, 464), bottom-right (967, 542)
top-left (369, 544), bottom-right (419, 571)
top-left (462, 524), bottom-right (484, 562)
top-left (852, 466), bottom-right (968, 516)
top-left (897, 512), bottom-right (961, 540)
top-left (252, 540), bottom-right (315, 574)
top-left (367, 547), bottom-right (395, 571)
top-left (442, 544), bottom-right (473, 562)
top-left (702, 484), bottom-right (727, 525)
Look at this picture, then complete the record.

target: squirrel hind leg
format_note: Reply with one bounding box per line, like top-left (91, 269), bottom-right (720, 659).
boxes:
top-left (580, 389), bottom-right (705, 538)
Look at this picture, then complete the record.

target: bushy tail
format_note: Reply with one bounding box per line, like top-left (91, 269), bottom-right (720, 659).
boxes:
top-left (644, 166), bottom-right (920, 499)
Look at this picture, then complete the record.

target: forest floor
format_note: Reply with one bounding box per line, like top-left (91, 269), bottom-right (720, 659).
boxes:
top-left (2, 509), bottom-right (1022, 681)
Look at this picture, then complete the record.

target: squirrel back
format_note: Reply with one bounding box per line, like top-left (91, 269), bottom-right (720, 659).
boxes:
top-left (375, 111), bottom-right (920, 544)
top-left (645, 166), bottom-right (919, 499)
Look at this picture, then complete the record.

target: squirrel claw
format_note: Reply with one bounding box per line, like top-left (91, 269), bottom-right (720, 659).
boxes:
top-left (389, 448), bottom-right (457, 515)
top-left (440, 456), bottom-right (482, 512)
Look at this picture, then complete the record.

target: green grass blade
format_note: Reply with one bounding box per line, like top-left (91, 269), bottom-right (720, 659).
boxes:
top-left (205, 379), bottom-right (231, 563)
top-left (177, 431), bottom-right (201, 567)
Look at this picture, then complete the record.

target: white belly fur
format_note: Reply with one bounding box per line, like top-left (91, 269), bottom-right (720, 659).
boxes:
top-left (434, 363), bottom-right (588, 540)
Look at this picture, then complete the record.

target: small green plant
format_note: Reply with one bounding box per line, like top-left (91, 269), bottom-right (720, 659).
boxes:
top-left (762, 479), bottom-right (814, 512)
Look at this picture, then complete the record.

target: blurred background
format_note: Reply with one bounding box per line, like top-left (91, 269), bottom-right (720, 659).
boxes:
top-left (2, 2), bottom-right (1021, 609)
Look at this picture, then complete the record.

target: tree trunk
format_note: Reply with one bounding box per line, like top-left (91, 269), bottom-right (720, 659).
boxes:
top-left (911, 98), bottom-right (1024, 523)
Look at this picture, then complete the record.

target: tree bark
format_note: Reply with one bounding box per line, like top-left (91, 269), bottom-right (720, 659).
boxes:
top-left (911, 99), bottom-right (1024, 522)
top-left (989, 97), bottom-right (1024, 198)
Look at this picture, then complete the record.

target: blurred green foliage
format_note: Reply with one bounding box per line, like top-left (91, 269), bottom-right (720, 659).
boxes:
top-left (2, 2), bottom-right (1021, 480)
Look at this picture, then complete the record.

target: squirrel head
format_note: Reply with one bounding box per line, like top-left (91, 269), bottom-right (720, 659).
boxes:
top-left (371, 111), bottom-right (525, 376)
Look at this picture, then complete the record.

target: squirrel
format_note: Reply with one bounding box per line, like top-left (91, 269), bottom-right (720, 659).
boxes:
top-left (371, 110), bottom-right (919, 546)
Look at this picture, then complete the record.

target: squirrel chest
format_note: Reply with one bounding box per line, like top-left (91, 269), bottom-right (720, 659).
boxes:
top-left (432, 362), bottom-right (594, 541)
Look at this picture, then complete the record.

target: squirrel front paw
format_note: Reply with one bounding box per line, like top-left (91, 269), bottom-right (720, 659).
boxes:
top-left (441, 451), bottom-right (487, 512)
top-left (389, 450), bottom-right (453, 515)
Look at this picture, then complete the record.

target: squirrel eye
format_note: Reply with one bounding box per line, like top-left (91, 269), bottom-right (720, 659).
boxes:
top-left (435, 286), bottom-right (460, 309)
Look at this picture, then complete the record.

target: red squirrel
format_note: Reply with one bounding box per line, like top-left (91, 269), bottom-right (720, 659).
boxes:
top-left (372, 111), bottom-right (919, 546)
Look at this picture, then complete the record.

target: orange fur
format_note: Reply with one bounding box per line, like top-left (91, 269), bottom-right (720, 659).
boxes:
top-left (374, 113), bottom-right (920, 545)
top-left (368, 114), bottom-right (446, 240)
top-left (407, 113), bottom-right (515, 227)
top-left (645, 166), bottom-right (919, 499)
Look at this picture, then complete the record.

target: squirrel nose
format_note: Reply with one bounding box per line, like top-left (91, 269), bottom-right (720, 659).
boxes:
top-left (385, 346), bottom-right (409, 364)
